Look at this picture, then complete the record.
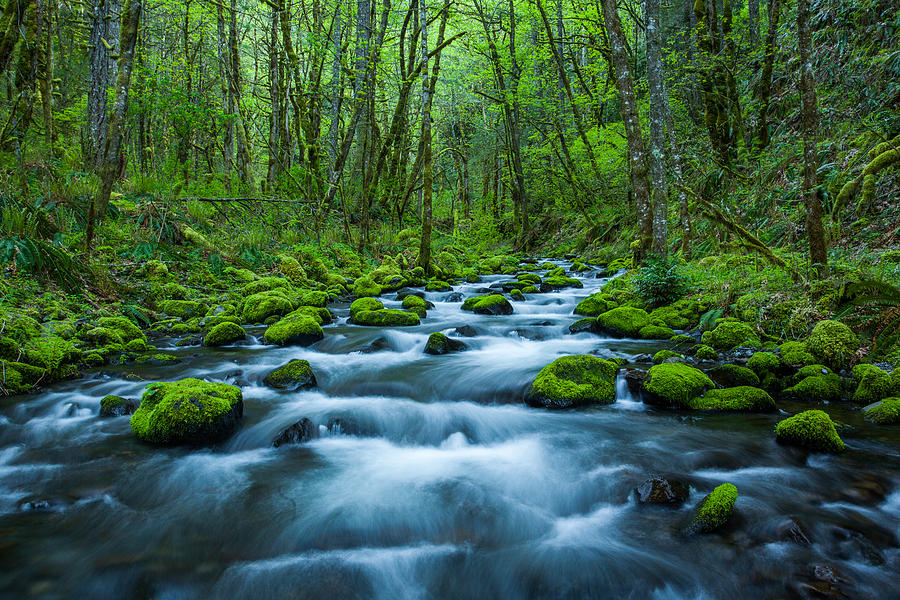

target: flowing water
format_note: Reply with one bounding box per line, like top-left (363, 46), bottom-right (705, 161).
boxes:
top-left (2, 264), bottom-right (900, 599)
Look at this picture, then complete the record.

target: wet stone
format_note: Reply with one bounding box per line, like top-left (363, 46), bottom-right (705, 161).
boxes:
top-left (273, 418), bottom-right (318, 447)
top-left (454, 325), bottom-right (477, 337)
top-left (635, 477), bottom-right (690, 505)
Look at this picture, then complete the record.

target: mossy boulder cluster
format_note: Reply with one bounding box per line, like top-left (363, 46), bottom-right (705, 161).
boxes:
top-left (130, 379), bottom-right (244, 445)
top-left (525, 355), bottom-right (618, 409)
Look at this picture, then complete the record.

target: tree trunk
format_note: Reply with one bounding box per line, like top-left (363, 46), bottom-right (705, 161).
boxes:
top-left (756, 0), bottom-right (781, 150)
top-left (600, 0), bottom-right (653, 261)
top-left (797, 0), bottom-right (827, 277)
top-left (88, 0), bottom-right (142, 248)
top-left (646, 0), bottom-right (668, 258)
top-left (86, 0), bottom-right (119, 171)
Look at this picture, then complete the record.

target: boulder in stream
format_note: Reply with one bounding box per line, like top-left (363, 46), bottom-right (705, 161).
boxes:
top-left (424, 332), bottom-right (467, 355)
top-left (461, 294), bottom-right (514, 316)
top-left (273, 417), bottom-right (318, 447)
top-left (689, 386), bottom-right (776, 412)
top-left (264, 359), bottom-right (317, 391)
top-left (202, 322), bottom-right (246, 347)
top-left (130, 378), bottom-right (243, 445)
top-left (455, 325), bottom-right (477, 337)
top-left (636, 477), bottom-right (689, 505)
top-left (688, 482), bottom-right (738, 534)
top-left (642, 363), bottom-right (714, 408)
top-left (525, 354), bottom-right (617, 409)
top-left (99, 395), bottom-right (138, 417)
top-left (775, 410), bottom-right (845, 453)
top-left (351, 309), bottom-right (420, 326)
top-left (264, 314), bottom-right (325, 346)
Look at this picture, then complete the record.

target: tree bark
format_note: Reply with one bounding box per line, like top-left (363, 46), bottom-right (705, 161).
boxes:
top-left (86, 0), bottom-right (119, 170)
top-left (756, 0), bottom-right (781, 150)
top-left (646, 0), bottom-right (668, 258)
top-left (416, 0), bottom-right (434, 273)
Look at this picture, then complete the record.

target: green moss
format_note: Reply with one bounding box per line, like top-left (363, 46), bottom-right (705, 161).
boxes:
top-left (643, 363), bottom-right (714, 408)
top-left (524, 354), bottom-right (617, 409)
top-left (350, 297), bottom-right (384, 319)
top-left (706, 364), bottom-right (760, 387)
top-left (144, 259), bottom-right (169, 280)
top-left (130, 378), bottom-right (243, 445)
top-left (522, 285), bottom-right (540, 294)
top-left (544, 276), bottom-right (583, 289)
top-left (279, 255), bottom-right (307, 282)
top-left (775, 410), bottom-right (845, 453)
top-left (690, 483), bottom-right (738, 533)
top-left (851, 363), bottom-right (892, 404)
top-left (461, 294), bottom-right (514, 315)
top-left (806, 320), bottom-right (858, 371)
top-left (264, 314), bottom-right (325, 346)
top-left (701, 320), bottom-right (760, 350)
top-left (224, 266), bottom-right (257, 282)
top-left (242, 277), bottom-right (292, 296)
top-left (784, 374), bottom-right (842, 402)
top-left (694, 345), bottom-right (718, 360)
top-left (353, 275), bottom-right (382, 298)
top-left (82, 352), bottom-right (104, 367)
top-left (402, 295), bottom-right (428, 317)
top-left (299, 291), bottom-right (330, 308)
top-left (81, 326), bottom-right (125, 346)
top-left (510, 289), bottom-right (525, 301)
top-left (424, 332), bottom-right (467, 355)
top-left (517, 273), bottom-right (542, 284)
top-left (159, 300), bottom-right (207, 320)
top-left (653, 350), bottom-right (682, 364)
top-left (574, 294), bottom-right (617, 317)
top-left (670, 334), bottom-right (696, 345)
top-left (747, 351), bottom-right (780, 375)
top-left (351, 309), bottom-right (420, 327)
top-left (203, 322), bottom-right (246, 347)
top-left (263, 359), bottom-right (317, 390)
top-left (690, 387), bottom-right (775, 412)
top-left (100, 395), bottom-right (137, 417)
top-left (649, 299), bottom-right (702, 330)
top-left (22, 335), bottom-right (81, 375)
top-left (97, 317), bottom-right (146, 343)
top-left (595, 307), bottom-right (651, 338)
top-left (124, 338), bottom-right (152, 353)
top-left (425, 280), bottom-right (452, 292)
top-left (864, 398), bottom-right (900, 425)
top-left (779, 341), bottom-right (816, 366)
top-left (639, 325), bottom-right (676, 339)
top-left (242, 290), bottom-right (295, 324)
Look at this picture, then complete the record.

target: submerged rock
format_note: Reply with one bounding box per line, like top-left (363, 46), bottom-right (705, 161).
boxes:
top-left (636, 477), bottom-right (689, 505)
top-left (273, 418), bottom-right (318, 447)
top-left (525, 354), bottom-right (617, 409)
top-left (775, 410), bottom-right (845, 453)
top-left (455, 325), bottom-right (477, 337)
top-left (130, 378), bottom-right (243, 445)
top-left (424, 332), bottom-right (467, 355)
top-left (264, 359), bottom-right (317, 391)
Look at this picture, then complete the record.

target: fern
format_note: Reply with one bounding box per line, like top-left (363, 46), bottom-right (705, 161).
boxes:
top-left (837, 278), bottom-right (900, 349)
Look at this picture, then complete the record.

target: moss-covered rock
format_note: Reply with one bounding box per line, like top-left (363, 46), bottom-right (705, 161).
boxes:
top-left (638, 325), bottom-right (676, 340)
top-left (806, 320), bottom-right (858, 371)
top-left (779, 341), bottom-right (816, 367)
top-left (97, 317), bottom-right (146, 344)
top-left (461, 294), bottom-right (514, 316)
top-left (510, 289), bottom-right (525, 301)
top-left (264, 314), bottom-right (325, 346)
top-left (863, 398), bottom-right (900, 425)
top-left (543, 276), bottom-right (583, 289)
top-left (279, 255), bottom-right (306, 282)
top-left (0, 360), bottom-right (48, 393)
top-left (100, 395), bottom-right (138, 417)
top-left (784, 374), bottom-right (842, 403)
top-left (775, 410), bottom-right (845, 453)
top-left (425, 280), bottom-right (452, 292)
top-left (401, 295), bottom-right (429, 318)
top-left (568, 317), bottom-right (597, 334)
top-left (130, 379), bottom-right (243, 445)
top-left (706, 364), bottom-right (760, 388)
top-left (694, 345), bottom-right (718, 361)
top-left (242, 290), bottom-right (295, 324)
top-left (203, 322), bottom-right (246, 347)
top-left (524, 355), bottom-right (617, 409)
top-left (517, 273), bottom-right (542, 284)
top-left (689, 387), bottom-right (775, 412)
top-left (299, 291), bottom-right (330, 308)
top-left (349, 297), bottom-right (384, 320)
top-left (263, 359), bottom-right (317, 390)
top-left (642, 363), bottom-right (714, 408)
top-left (159, 300), bottom-right (208, 320)
top-left (351, 309), bottom-right (420, 327)
top-left (652, 350), bottom-right (682, 364)
top-left (851, 364), bottom-right (892, 405)
top-left (649, 299), bottom-right (703, 330)
top-left (144, 259), bottom-right (169, 281)
top-left (747, 351), bottom-right (780, 375)
top-left (595, 307), bottom-right (651, 338)
top-left (424, 332), bottom-right (467, 355)
top-left (574, 293), bottom-right (618, 317)
top-left (242, 277), bottom-right (292, 296)
top-left (285, 306), bottom-right (332, 325)
top-left (689, 483), bottom-right (738, 534)
top-left (701, 320), bottom-right (760, 350)
top-left (352, 275), bottom-right (382, 298)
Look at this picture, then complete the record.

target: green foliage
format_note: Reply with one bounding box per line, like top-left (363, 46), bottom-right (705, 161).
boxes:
top-left (634, 256), bottom-right (692, 308)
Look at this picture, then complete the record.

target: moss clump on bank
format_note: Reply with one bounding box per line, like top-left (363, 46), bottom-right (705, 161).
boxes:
top-left (202, 322), bottom-right (246, 347)
top-left (159, 300), bottom-right (208, 320)
top-left (595, 307), bottom-right (650, 338)
top-left (775, 410), bottom-right (845, 453)
top-left (642, 363), bottom-right (714, 408)
top-left (806, 319), bottom-right (858, 371)
top-left (574, 293), bottom-right (618, 316)
top-left (652, 350), bottom-right (682, 364)
top-left (263, 359), bottom-right (317, 390)
top-left (242, 290), bottom-right (295, 324)
top-left (689, 386), bottom-right (775, 412)
top-left (130, 378), bottom-right (243, 445)
top-left (864, 398), bottom-right (900, 424)
top-left (701, 320), bottom-right (760, 350)
top-left (525, 354), bottom-right (617, 409)
top-left (851, 363), bottom-right (892, 405)
top-left (689, 483), bottom-right (738, 534)
top-left (694, 345), bottom-right (718, 360)
top-left (264, 314), bottom-right (325, 346)
top-left (747, 351), bottom-right (780, 375)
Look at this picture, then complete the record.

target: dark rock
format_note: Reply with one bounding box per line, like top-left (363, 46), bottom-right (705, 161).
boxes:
top-left (20, 499), bottom-right (51, 511)
top-left (568, 318), bottom-right (597, 334)
top-left (443, 292), bottom-right (464, 302)
top-left (633, 353), bottom-right (654, 364)
top-left (424, 332), bottom-right (468, 355)
top-left (455, 325), bottom-right (477, 337)
top-left (355, 336), bottom-right (391, 353)
top-left (778, 517), bottom-right (812, 545)
top-left (99, 395), bottom-right (139, 417)
top-left (476, 287), bottom-right (494, 294)
top-left (538, 283), bottom-right (553, 293)
top-left (623, 369), bottom-right (646, 397)
top-left (501, 280), bottom-right (529, 291)
top-left (273, 418), bottom-right (318, 447)
top-left (263, 359), bottom-right (317, 391)
top-left (635, 477), bottom-right (689, 505)
top-left (531, 321), bottom-right (552, 326)
top-left (395, 288), bottom-right (425, 301)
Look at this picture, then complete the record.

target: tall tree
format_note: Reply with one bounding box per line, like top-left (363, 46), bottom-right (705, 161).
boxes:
top-left (646, 0), bottom-right (668, 257)
top-left (797, 0), bottom-right (827, 276)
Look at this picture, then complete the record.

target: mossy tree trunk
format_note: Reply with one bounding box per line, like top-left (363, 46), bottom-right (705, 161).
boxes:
top-left (646, 0), bottom-right (669, 258)
top-left (756, 0), bottom-right (781, 150)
